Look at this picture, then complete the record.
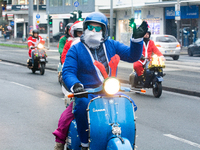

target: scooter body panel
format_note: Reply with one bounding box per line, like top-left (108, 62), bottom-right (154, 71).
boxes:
top-left (87, 95), bottom-right (135, 150)
top-left (106, 137), bottom-right (132, 150)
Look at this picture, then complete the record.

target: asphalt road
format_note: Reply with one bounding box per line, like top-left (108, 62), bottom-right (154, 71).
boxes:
top-left (0, 46), bottom-right (199, 95)
top-left (1, 61), bottom-right (200, 150)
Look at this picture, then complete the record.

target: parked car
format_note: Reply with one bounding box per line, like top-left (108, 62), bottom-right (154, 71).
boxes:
top-left (188, 38), bottom-right (200, 56)
top-left (151, 35), bottom-right (181, 60)
top-left (52, 32), bottom-right (65, 42)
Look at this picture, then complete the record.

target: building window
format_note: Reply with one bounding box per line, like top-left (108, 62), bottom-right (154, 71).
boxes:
top-left (34, 0), bottom-right (46, 5)
top-left (12, 0), bottom-right (29, 5)
top-left (50, 0), bottom-right (58, 7)
top-left (19, 0), bottom-right (25, 4)
top-left (12, 0), bottom-right (17, 5)
top-left (58, 0), bottom-right (62, 6)
top-left (73, 0), bottom-right (88, 5)
top-left (7, 0), bottom-right (12, 4)
top-left (65, 0), bottom-right (71, 6)
top-left (39, 24), bottom-right (47, 34)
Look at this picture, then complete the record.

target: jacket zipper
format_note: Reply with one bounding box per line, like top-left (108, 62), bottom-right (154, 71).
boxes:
top-left (95, 49), bottom-right (99, 61)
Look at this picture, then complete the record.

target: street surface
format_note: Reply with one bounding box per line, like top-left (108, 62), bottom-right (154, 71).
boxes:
top-left (0, 60), bottom-right (200, 150)
top-left (0, 46), bottom-right (199, 94)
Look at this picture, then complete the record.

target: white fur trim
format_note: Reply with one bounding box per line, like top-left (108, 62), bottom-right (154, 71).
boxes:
top-left (71, 38), bottom-right (80, 47)
top-left (81, 143), bottom-right (89, 147)
top-left (131, 37), bottom-right (143, 43)
top-left (102, 43), bottom-right (110, 75)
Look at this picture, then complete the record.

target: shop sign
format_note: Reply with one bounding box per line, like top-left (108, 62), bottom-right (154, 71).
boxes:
top-left (12, 5), bottom-right (29, 10)
top-left (7, 5), bottom-right (46, 11)
top-left (134, 10), bottom-right (141, 19)
top-left (33, 5), bottom-right (46, 10)
top-left (15, 18), bottom-right (24, 22)
top-left (6, 5), bottom-right (12, 10)
top-left (144, 18), bottom-right (160, 35)
top-left (165, 5), bottom-right (199, 19)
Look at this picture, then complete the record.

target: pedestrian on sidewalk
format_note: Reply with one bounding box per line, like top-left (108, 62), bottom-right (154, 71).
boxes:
top-left (3, 31), bottom-right (6, 41)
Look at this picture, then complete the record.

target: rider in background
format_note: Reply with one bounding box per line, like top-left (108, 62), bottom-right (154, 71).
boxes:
top-left (27, 29), bottom-right (45, 67)
top-left (61, 21), bottom-right (83, 64)
top-left (133, 28), bottom-right (164, 80)
top-left (58, 23), bottom-right (73, 62)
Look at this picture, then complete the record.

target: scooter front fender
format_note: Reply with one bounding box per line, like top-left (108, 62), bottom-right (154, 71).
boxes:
top-left (153, 76), bottom-right (163, 83)
top-left (106, 137), bottom-right (133, 150)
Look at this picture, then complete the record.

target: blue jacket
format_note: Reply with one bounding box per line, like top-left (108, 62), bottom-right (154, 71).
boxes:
top-left (62, 39), bottom-right (143, 91)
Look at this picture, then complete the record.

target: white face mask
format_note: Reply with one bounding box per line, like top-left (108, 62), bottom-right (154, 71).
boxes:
top-left (84, 29), bottom-right (103, 49)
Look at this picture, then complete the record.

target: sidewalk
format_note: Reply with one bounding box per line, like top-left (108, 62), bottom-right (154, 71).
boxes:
top-left (0, 39), bottom-right (189, 54)
top-left (0, 38), bottom-right (58, 47)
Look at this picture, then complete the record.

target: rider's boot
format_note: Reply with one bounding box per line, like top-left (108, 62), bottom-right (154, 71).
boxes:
top-left (54, 142), bottom-right (64, 150)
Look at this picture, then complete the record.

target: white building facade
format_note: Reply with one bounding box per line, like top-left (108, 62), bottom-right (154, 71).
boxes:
top-left (2, 0), bottom-right (47, 39)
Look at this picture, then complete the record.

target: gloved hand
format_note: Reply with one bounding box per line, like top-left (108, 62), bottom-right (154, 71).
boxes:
top-left (73, 83), bottom-right (88, 98)
top-left (132, 21), bottom-right (148, 39)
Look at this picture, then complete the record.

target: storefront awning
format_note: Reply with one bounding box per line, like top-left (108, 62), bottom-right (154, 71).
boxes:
top-left (2, 14), bottom-right (14, 20)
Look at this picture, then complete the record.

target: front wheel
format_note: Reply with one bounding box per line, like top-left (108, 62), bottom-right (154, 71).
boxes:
top-left (40, 63), bottom-right (45, 75)
top-left (153, 82), bottom-right (162, 98)
top-left (32, 68), bottom-right (36, 74)
top-left (172, 55), bottom-right (179, 60)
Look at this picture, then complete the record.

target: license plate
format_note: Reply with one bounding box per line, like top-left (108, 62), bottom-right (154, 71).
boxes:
top-left (165, 50), bottom-right (173, 53)
top-left (40, 59), bottom-right (45, 62)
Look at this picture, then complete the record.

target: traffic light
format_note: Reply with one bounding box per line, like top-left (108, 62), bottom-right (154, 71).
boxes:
top-left (48, 15), bottom-right (52, 25)
top-left (129, 18), bottom-right (135, 28)
top-left (78, 10), bottom-right (83, 21)
top-left (70, 12), bottom-right (77, 22)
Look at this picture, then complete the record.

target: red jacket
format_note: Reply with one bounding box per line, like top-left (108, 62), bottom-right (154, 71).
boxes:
top-left (139, 40), bottom-right (163, 64)
top-left (61, 40), bottom-right (73, 64)
top-left (27, 36), bottom-right (45, 57)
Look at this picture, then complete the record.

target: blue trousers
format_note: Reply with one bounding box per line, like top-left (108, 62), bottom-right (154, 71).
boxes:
top-left (74, 93), bottom-right (137, 144)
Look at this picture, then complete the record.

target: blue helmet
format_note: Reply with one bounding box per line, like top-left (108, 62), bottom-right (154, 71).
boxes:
top-left (83, 12), bottom-right (108, 38)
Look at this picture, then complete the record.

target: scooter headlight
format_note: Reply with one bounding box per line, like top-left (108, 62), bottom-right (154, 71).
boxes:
top-left (104, 78), bottom-right (120, 95)
top-left (38, 43), bottom-right (44, 49)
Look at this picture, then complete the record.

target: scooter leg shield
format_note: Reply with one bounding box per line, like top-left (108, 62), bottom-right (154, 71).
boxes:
top-left (106, 137), bottom-right (132, 150)
top-left (67, 120), bottom-right (81, 150)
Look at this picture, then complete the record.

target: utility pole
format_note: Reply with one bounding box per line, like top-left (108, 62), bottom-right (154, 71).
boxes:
top-left (176, 0), bottom-right (181, 43)
top-left (110, 0), bottom-right (113, 39)
top-left (47, 12), bottom-right (50, 49)
top-left (28, 0), bottom-right (33, 36)
top-left (37, 0), bottom-right (39, 16)
top-left (37, 0), bottom-right (39, 29)
top-left (131, 0), bottom-right (133, 17)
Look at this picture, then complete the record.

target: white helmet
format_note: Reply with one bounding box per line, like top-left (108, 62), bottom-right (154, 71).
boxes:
top-left (70, 21), bottom-right (83, 37)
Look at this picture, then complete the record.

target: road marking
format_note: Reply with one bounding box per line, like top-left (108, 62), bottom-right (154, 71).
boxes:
top-left (10, 82), bottom-right (33, 89)
top-left (0, 61), bottom-right (21, 67)
top-left (164, 134), bottom-right (200, 148)
top-left (163, 91), bottom-right (200, 100)
top-left (47, 49), bottom-right (58, 52)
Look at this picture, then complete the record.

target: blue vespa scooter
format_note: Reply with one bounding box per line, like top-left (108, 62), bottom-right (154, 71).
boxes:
top-left (66, 55), bottom-right (138, 150)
